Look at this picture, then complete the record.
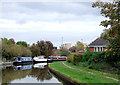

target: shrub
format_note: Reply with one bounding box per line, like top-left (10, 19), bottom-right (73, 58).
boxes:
top-left (88, 52), bottom-right (106, 65)
top-left (73, 53), bottom-right (82, 65)
top-left (67, 53), bottom-right (82, 65)
top-left (60, 48), bottom-right (70, 56)
top-left (81, 51), bottom-right (94, 62)
top-left (105, 50), bottom-right (120, 67)
top-left (88, 62), bottom-right (118, 74)
top-left (67, 54), bottom-right (74, 63)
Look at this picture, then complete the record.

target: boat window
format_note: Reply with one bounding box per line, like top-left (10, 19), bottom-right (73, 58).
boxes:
top-left (18, 67), bottom-right (21, 70)
top-left (18, 57), bottom-right (21, 61)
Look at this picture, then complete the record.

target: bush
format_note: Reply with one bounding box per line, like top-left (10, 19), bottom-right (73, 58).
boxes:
top-left (105, 50), bottom-right (120, 67)
top-left (81, 51), bottom-right (94, 62)
top-left (73, 54), bottom-right (82, 65)
top-left (60, 48), bottom-right (70, 56)
top-left (67, 53), bottom-right (82, 65)
top-left (88, 62), bottom-right (119, 74)
top-left (67, 54), bottom-right (74, 63)
top-left (87, 52), bottom-right (106, 65)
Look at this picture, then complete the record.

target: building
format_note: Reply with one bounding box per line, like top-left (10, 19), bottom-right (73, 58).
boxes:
top-left (83, 43), bottom-right (88, 52)
top-left (88, 38), bottom-right (109, 52)
top-left (61, 43), bottom-right (71, 49)
top-left (53, 47), bottom-right (57, 55)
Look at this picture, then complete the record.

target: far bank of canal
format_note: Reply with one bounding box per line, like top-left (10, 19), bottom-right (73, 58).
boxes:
top-left (49, 61), bottom-right (120, 83)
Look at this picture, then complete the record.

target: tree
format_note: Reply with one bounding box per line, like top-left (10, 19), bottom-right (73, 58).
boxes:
top-left (21, 46), bottom-right (32, 57)
top-left (45, 41), bottom-right (54, 57)
top-left (30, 44), bottom-right (40, 57)
top-left (69, 46), bottom-right (77, 52)
top-left (16, 41), bottom-right (28, 47)
top-left (2, 38), bottom-right (13, 60)
top-left (75, 41), bottom-right (84, 51)
top-left (60, 48), bottom-right (70, 56)
top-left (36, 40), bottom-right (46, 55)
top-left (92, 0), bottom-right (120, 65)
top-left (2, 38), bottom-right (32, 60)
top-left (9, 38), bottom-right (15, 44)
top-left (1, 38), bottom-right (12, 45)
top-left (100, 29), bottom-right (110, 40)
top-left (36, 40), bottom-right (54, 58)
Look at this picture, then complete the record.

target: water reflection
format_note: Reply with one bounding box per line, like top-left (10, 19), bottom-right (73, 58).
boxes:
top-left (2, 63), bottom-right (61, 84)
top-left (30, 65), bottom-right (52, 82)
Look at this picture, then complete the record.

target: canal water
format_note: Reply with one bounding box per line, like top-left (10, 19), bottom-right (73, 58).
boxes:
top-left (1, 63), bottom-right (64, 85)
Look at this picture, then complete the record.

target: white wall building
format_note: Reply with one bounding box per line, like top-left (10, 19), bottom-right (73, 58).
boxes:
top-left (61, 43), bottom-right (71, 49)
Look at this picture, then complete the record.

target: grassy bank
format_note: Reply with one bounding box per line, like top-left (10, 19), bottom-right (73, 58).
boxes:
top-left (49, 61), bottom-right (119, 83)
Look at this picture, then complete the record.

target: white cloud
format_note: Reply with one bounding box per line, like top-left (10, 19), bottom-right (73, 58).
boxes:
top-left (1, 2), bottom-right (106, 48)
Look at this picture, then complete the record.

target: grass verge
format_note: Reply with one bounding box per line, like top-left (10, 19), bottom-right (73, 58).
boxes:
top-left (65, 62), bottom-right (120, 80)
top-left (49, 61), bottom-right (119, 83)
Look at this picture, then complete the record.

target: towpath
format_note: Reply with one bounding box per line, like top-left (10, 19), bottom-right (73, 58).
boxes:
top-left (62, 62), bottom-right (120, 82)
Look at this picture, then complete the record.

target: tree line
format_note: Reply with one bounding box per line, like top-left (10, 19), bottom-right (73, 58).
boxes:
top-left (1, 38), bottom-right (53, 61)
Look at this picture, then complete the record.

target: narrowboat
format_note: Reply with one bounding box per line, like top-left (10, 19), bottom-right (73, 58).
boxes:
top-left (48, 56), bottom-right (67, 62)
top-left (33, 56), bottom-right (47, 63)
top-left (13, 57), bottom-right (33, 66)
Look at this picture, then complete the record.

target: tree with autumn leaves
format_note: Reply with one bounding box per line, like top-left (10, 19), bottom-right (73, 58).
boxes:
top-left (36, 40), bottom-right (53, 58)
top-left (2, 38), bottom-right (54, 61)
top-left (92, 0), bottom-right (120, 66)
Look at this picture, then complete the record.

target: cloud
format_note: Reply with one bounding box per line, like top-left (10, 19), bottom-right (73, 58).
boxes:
top-left (1, 2), bottom-right (101, 24)
top-left (1, 2), bottom-right (106, 47)
top-left (1, 18), bottom-right (105, 46)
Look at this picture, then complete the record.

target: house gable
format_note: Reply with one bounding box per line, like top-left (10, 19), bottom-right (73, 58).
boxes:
top-left (88, 38), bottom-right (109, 52)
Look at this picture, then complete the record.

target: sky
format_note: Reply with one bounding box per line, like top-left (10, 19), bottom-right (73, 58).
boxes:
top-left (0, 0), bottom-right (108, 48)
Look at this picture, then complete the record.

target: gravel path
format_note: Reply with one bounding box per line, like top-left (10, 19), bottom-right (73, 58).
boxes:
top-left (62, 62), bottom-right (120, 82)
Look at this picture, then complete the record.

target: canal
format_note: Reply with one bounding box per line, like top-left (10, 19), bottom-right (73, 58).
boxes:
top-left (1, 63), bottom-right (65, 85)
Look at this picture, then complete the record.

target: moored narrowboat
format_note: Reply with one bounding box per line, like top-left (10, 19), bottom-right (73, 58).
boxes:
top-left (33, 56), bottom-right (47, 63)
top-left (13, 57), bottom-right (33, 66)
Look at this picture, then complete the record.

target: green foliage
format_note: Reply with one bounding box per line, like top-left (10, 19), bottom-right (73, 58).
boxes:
top-left (67, 51), bottom-right (119, 74)
top-left (16, 41), bottom-right (28, 47)
top-left (69, 41), bottom-right (85, 53)
top-left (73, 53), bottom-right (82, 65)
top-left (60, 48), bottom-right (70, 56)
top-left (81, 51), bottom-right (119, 74)
top-left (69, 46), bottom-right (77, 52)
top-left (21, 46), bottom-right (32, 57)
top-left (81, 51), bottom-right (94, 62)
top-left (30, 44), bottom-right (40, 57)
top-left (2, 38), bottom-right (13, 45)
top-left (78, 62), bottom-right (88, 67)
top-left (2, 38), bottom-right (32, 60)
top-left (92, 1), bottom-right (120, 66)
top-left (2, 38), bottom-right (54, 60)
top-left (76, 41), bottom-right (85, 51)
top-left (100, 29), bottom-right (110, 41)
top-left (88, 62), bottom-right (119, 74)
top-left (88, 52), bottom-right (106, 65)
top-left (67, 53), bottom-right (82, 65)
top-left (67, 54), bottom-right (74, 63)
